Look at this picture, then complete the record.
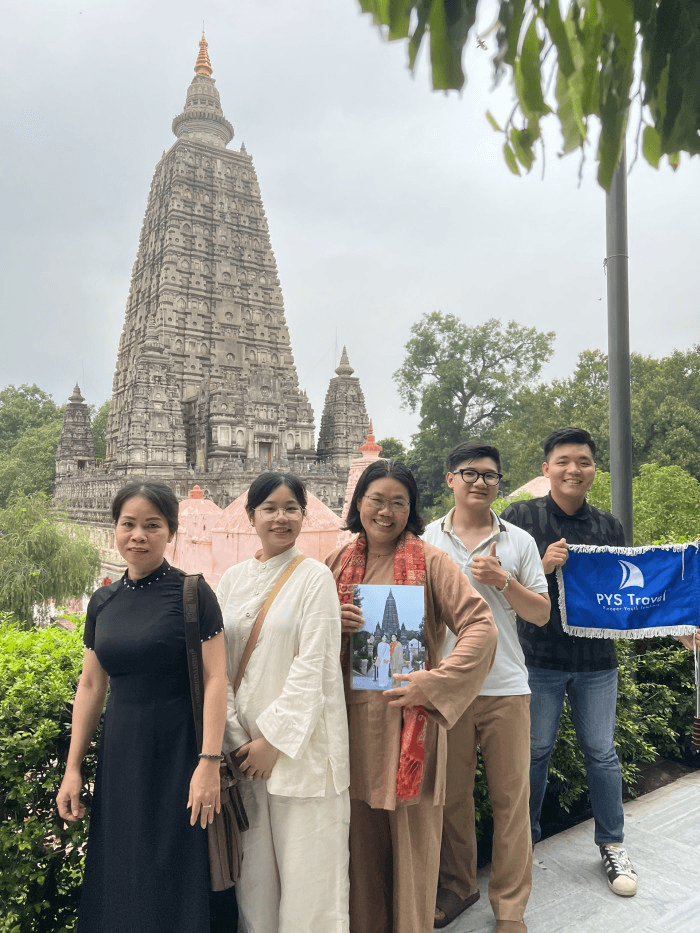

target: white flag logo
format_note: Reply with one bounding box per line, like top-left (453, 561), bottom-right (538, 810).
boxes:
top-left (619, 560), bottom-right (645, 589)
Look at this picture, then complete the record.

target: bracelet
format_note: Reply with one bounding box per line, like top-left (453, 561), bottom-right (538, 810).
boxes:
top-left (497, 571), bottom-right (512, 594)
top-left (198, 753), bottom-right (224, 761)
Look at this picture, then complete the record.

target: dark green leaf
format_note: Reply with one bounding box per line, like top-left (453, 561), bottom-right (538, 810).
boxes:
top-left (514, 18), bottom-right (551, 121)
top-left (510, 127), bottom-right (535, 169)
top-left (498, 0), bottom-right (527, 69)
top-left (555, 70), bottom-right (587, 153)
top-left (543, 0), bottom-right (575, 78)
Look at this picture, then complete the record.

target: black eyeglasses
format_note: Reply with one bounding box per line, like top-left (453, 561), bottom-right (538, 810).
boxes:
top-left (451, 468), bottom-right (502, 487)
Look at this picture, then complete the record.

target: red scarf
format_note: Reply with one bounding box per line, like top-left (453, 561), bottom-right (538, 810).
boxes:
top-left (337, 532), bottom-right (429, 802)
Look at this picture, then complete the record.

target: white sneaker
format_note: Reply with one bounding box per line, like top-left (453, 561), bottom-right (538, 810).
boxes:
top-left (599, 844), bottom-right (638, 896)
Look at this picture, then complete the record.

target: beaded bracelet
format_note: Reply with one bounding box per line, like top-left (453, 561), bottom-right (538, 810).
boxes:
top-left (497, 571), bottom-right (512, 594)
top-left (199, 752), bottom-right (224, 761)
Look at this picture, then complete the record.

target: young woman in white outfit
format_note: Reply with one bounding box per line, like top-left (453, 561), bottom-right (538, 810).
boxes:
top-left (216, 472), bottom-right (350, 933)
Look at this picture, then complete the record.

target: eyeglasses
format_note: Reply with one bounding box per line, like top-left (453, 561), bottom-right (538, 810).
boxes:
top-left (362, 495), bottom-right (410, 513)
top-left (451, 468), bottom-right (502, 487)
top-left (255, 505), bottom-right (305, 518)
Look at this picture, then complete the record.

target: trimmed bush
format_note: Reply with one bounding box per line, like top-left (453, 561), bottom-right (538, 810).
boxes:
top-left (0, 616), bottom-right (95, 933)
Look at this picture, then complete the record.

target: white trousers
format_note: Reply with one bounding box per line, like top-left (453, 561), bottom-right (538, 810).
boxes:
top-left (237, 779), bottom-right (350, 933)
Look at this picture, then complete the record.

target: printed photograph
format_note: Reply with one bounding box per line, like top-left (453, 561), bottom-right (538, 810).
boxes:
top-left (351, 584), bottom-right (425, 692)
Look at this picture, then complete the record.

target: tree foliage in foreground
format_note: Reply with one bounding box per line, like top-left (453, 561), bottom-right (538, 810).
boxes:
top-left (396, 313), bottom-right (554, 505)
top-left (358, 1), bottom-right (700, 187)
top-left (0, 495), bottom-right (100, 625)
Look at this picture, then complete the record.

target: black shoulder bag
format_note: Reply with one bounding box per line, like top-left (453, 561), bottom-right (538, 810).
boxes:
top-left (183, 574), bottom-right (248, 891)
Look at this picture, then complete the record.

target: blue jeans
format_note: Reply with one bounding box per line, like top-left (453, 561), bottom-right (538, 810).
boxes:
top-left (527, 667), bottom-right (624, 846)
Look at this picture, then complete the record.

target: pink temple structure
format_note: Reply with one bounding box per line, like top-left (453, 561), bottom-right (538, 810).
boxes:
top-left (165, 427), bottom-right (385, 588)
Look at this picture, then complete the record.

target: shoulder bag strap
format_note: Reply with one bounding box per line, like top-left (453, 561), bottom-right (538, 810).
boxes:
top-left (232, 554), bottom-right (306, 696)
top-left (183, 573), bottom-right (204, 753)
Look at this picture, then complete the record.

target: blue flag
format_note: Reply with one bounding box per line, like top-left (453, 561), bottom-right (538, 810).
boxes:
top-left (557, 543), bottom-right (700, 639)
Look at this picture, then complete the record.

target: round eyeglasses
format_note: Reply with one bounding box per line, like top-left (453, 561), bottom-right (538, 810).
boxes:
top-left (254, 505), bottom-right (305, 518)
top-left (451, 468), bottom-right (502, 487)
top-left (362, 495), bottom-right (410, 513)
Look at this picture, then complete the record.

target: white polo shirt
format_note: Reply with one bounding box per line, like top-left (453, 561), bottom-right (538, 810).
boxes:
top-left (423, 509), bottom-right (548, 696)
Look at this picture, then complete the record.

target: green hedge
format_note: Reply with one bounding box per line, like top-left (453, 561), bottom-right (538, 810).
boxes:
top-left (0, 616), bottom-right (96, 933)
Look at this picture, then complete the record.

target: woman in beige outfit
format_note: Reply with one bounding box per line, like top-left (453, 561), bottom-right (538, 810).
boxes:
top-left (325, 460), bottom-right (497, 933)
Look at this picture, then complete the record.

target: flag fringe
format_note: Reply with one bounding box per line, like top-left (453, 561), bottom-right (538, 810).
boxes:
top-left (561, 622), bottom-right (698, 640)
top-left (567, 542), bottom-right (698, 555)
top-left (557, 545), bottom-right (700, 639)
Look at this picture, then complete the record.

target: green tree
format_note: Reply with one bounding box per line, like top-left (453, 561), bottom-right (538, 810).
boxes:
top-left (376, 436), bottom-right (407, 461)
top-left (574, 464), bottom-right (700, 544)
top-left (0, 385), bottom-right (65, 507)
top-left (0, 494), bottom-right (100, 626)
top-left (630, 462), bottom-right (700, 544)
top-left (358, 1), bottom-right (700, 187)
top-left (90, 400), bottom-right (110, 462)
top-left (0, 384), bottom-right (63, 458)
top-left (492, 349), bottom-right (611, 490)
top-left (0, 420), bottom-right (63, 508)
top-left (629, 349), bottom-right (700, 478)
top-left (396, 313), bottom-right (554, 505)
top-left (491, 346), bottom-right (700, 491)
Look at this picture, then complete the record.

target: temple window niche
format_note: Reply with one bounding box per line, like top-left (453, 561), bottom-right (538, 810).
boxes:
top-left (218, 426), bottom-right (231, 446)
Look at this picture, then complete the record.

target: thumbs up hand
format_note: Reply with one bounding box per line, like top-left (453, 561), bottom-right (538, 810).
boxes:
top-left (471, 541), bottom-right (509, 588)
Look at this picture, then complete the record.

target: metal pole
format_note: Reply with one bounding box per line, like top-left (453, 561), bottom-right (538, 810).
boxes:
top-left (605, 144), bottom-right (634, 544)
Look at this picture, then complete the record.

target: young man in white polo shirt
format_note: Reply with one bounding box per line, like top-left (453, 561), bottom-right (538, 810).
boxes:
top-left (424, 441), bottom-right (550, 933)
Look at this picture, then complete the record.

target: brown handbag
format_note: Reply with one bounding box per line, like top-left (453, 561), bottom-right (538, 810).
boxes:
top-left (183, 574), bottom-right (248, 892)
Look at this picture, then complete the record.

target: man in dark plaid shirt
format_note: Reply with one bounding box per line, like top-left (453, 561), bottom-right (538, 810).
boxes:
top-left (501, 427), bottom-right (638, 898)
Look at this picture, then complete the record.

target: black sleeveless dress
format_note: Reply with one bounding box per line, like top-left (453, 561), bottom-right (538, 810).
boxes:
top-left (77, 562), bottom-right (223, 933)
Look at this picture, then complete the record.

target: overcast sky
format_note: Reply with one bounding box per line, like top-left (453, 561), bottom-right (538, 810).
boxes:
top-left (2, 0), bottom-right (698, 447)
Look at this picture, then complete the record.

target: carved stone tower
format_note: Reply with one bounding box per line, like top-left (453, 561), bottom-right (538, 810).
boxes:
top-left (54, 384), bottom-right (97, 480)
top-left (104, 36), bottom-right (317, 476)
top-left (317, 347), bottom-right (369, 473)
top-left (380, 589), bottom-right (400, 637)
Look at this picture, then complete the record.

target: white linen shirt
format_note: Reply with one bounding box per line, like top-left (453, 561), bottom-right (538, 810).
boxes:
top-left (216, 546), bottom-right (350, 798)
top-left (423, 509), bottom-right (548, 696)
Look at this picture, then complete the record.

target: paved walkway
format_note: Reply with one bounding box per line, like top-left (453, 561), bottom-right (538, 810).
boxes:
top-left (442, 769), bottom-right (700, 933)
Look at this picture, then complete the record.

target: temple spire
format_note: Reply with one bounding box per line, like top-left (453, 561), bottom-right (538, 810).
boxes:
top-left (317, 347), bottom-right (369, 470)
top-left (172, 35), bottom-right (233, 147)
top-left (360, 421), bottom-right (382, 455)
top-left (194, 34), bottom-right (212, 76)
top-left (335, 346), bottom-right (354, 377)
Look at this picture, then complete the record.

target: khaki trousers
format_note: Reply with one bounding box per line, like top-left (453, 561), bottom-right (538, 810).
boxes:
top-left (439, 694), bottom-right (532, 921)
top-left (349, 798), bottom-right (442, 933)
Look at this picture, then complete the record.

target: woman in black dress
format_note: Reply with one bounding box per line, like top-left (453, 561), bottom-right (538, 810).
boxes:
top-left (56, 481), bottom-right (228, 933)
